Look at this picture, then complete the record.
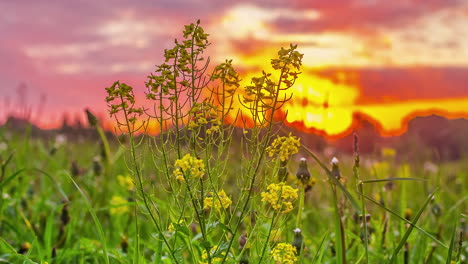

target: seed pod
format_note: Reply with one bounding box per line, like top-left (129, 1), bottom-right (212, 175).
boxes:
top-left (296, 158), bottom-right (311, 184)
top-left (61, 203), bottom-right (70, 226)
top-left (292, 228), bottom-right (304, 255)
top-left (239, 233), bottom-right (247, 250)
top-left (85, 109), bottom-right (98, 127)
top-left (331, 157), bottom-right (341, 180)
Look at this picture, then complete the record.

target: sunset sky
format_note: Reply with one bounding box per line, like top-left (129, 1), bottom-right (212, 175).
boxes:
top-left (1, 0), bottom-right (468, 137)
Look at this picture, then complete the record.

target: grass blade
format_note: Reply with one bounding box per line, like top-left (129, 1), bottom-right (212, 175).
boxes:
top-left (312, 231), bottom-right (329, 264)
top-left (0, 168), bottom-right (25, 189)
top-left (446, 214), bottom-right (459, 264)
top-left (361, 177), bottom-right (426, 184)
top-left (388, 189), bottom-right (438, 263)
top-left (66, 172), bottom-right (110, 264)
top-left (362, 193), bottom-right (448, 249)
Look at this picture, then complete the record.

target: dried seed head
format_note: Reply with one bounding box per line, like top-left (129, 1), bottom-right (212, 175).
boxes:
top-left (61, 203), bottom-right (70, 226)
top-left (296, 157), bottom-right (311, 184)
top-left (331, 157), bottom-right (341, 180)
top-left (292, 228), bottom-right (304, 254)
top-left (331, 157), bottom-right (339, 165)
top-left (353, 133), bottom-right (360, 167)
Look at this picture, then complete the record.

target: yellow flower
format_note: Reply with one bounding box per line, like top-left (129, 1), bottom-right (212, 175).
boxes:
top-left (168, 220), bottom-right (184, 232)
top-left (117, 174), bottom-right (134, 191)
top-left (261, 182), bottom-right (298, 213)
top-left (173, 154), bottom-right (205, 179)
top-left (199, 246), bottom-right (226, 264)
top-left (168, 223), bottom-right (175, 232)
top-left (271, 243), bottom-right (297, 264)
top-left (110, 195), bottom-right (129, 215)
top-left (266, 133), bottom-right (301, 162)
top-left (204, 189), bottom-right (232, 210)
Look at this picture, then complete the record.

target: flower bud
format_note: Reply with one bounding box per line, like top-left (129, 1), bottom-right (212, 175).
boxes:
top-left (292, 228), bottom-right (304, 255)
top-left (331, 157), bottom-right (341, 180)
top-left (296, 158), bottom-right (311, 184)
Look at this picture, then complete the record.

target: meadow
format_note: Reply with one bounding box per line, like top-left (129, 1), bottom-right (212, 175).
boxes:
top-left (0, 21), bottom-right (466, 264)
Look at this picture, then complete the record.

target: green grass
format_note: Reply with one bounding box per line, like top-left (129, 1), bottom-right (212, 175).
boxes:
top-left (0, 127), bottom-right (466, 263)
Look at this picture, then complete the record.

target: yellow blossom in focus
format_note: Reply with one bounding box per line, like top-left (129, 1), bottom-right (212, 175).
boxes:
top-left (199, 246), bottom-right (226, 264)
top-left (110, 195), bottom-right (129, 215)
top-left (117, 174), bottom-right (134, 191)
top-left (261, 182), bottom-right (298, 213)
top-left (271, 243), bottom-right (297, 264)
top-left (173, 154), bottom-right (205, 179)
top-left (266, 133), bottom-right (301, 162)
top-left (203, 189), bottom-right (232, 210)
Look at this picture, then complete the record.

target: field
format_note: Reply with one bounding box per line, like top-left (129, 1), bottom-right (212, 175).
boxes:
top-left (1, 21), bottom-right (467, 264)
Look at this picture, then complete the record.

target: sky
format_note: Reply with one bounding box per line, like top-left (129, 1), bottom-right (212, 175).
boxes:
top-left (1, 0), bottom-right (468, 137)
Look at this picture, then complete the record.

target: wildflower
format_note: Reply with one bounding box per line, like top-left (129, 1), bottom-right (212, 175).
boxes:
top-left (117, 174), bottom-right (134, 191)
top-left (168, 220), bottom-right (184, 232)
top-left (271, 243), bottom-right (297, 264)
top-left (266, 133), bottom-right (301, 162)
top-left (199, 246), bottom-right (226, 264)
top-left (110, 195), bottom-right (129, 215)
top-left (168, 223), bottom-right (175, 232)
top-left (204, 189), bottom-right (232, 210)
top-left (174, 168), bottom-right (185, 182)
top-left (173, 154), bottom-right (205, 179)
top-left (261, 182), bottom-right (298, 213)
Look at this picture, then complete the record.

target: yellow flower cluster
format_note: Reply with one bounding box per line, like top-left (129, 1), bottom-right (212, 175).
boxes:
top-left (188, 102), bottom-right (222, 135)
top-left (173, 154), bottom-right (205, 181)
top-left (271, 243), bottom-right (297, 264)
top-left (199, 246), bottom-right (225, 264)
top-left (203, 189), bottom-right (232, 210)
top-left (261, 182), bottom-right (298, 213)
top-left (266, 133), bottom-right (300, 162)
top-left (117, 174), bottom-right (134, 191)
top-left (168, 220), bottom-right (184, 232)
top-left (110, 195), bottom-right (129, 215)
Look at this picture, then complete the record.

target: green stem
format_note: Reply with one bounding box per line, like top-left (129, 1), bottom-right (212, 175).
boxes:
top-left (296, 183), bottom-right (305, 230)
